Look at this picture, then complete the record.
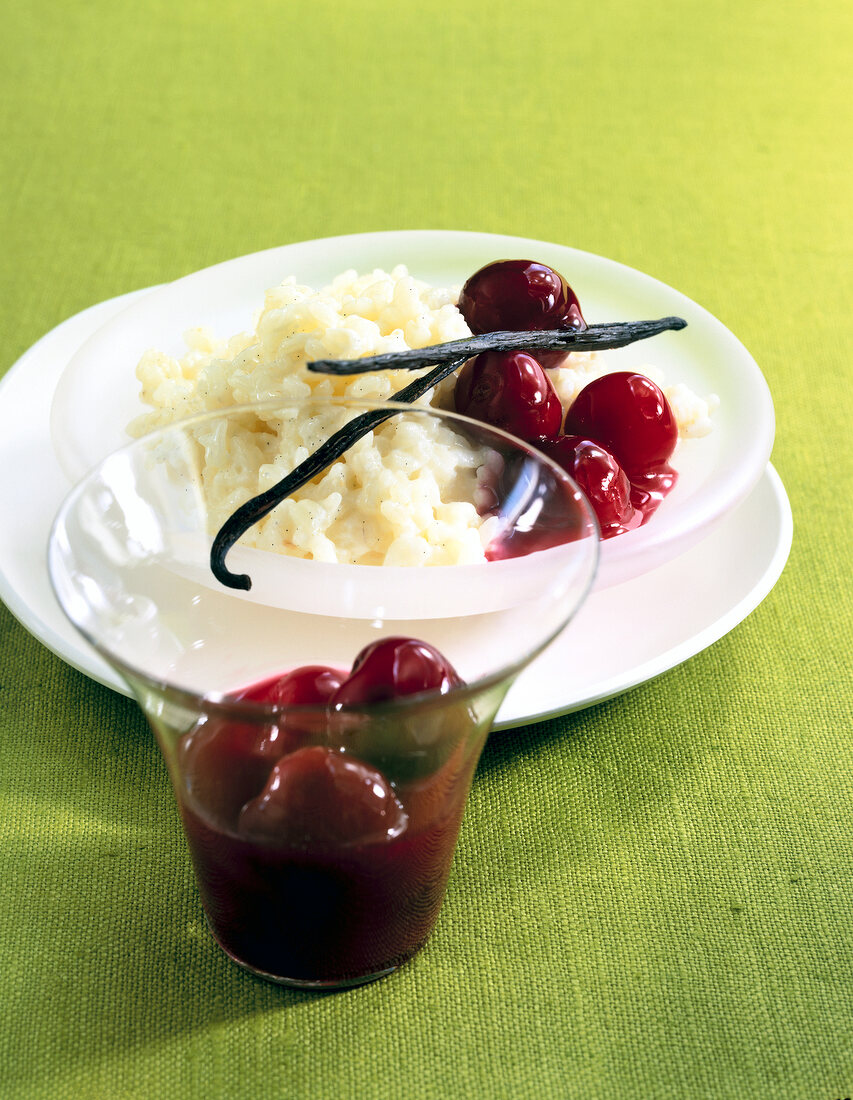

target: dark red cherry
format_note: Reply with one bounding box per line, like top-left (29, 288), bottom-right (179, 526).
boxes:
top-left (331, 636), bottom-right (461, 707)
top-left (237, 746), bottom-right (407, 846)
top-left (459, 259), bottom-right (585, 369)
top-left (458, 259), bottom-right (586, 335)
top-left (237, 665), bottom-right (347, 707)
top-left (539, 435), bottom-right (642, 539)
top-left (179, 718), bottom-right (285, 825)
top-left (454, 350), bottom-right (563, 442)
top-left (563, 372), bottom-right (677, 477)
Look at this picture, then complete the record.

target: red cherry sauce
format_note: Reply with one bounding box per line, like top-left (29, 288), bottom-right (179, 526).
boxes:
top-left (625, 464), bottom-right (678, 527)
top-left (482, 451), bottom-right (591, 560)
top-left (176, 650), bottom-right (475, 984)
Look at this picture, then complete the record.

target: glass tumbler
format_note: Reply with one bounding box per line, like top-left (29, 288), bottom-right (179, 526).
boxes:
top-left (49, 397), bottom-right (599, 988)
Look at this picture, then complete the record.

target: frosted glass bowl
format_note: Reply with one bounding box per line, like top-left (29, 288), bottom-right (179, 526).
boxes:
top-left (49, 230), bottom-right (775, 588)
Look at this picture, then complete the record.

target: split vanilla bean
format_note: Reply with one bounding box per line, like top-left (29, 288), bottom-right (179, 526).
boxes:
top-left (210, 356), bottom-right (469, 589)
top-left (307, 317), bottom-right (687, 375)
top-left (210, 315), bottom-right (688, 590)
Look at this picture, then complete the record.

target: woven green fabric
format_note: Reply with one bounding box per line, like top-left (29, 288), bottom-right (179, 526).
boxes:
top-left (1, 1), bottom-right (851, 1098)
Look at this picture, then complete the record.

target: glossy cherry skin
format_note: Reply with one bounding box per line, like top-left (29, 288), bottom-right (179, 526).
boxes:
top-left (454, 350), bottom-right (563, 443)
top-left (563, 372), bottom-right (677, 477)
top-left (178, 719), bottom-right (286, 826)
top-left (539, 435), bottom-right (642, 539)
top-left (458, 259), bottom-right (586, 335)
top-left (237, 665), bottom-right (347, 707)
top-left (237, 746), bottom-right (408, 846)
top-left (331, 637), bottom-right (461, 707)
top-left (459, 259), bottom-right (585, 369)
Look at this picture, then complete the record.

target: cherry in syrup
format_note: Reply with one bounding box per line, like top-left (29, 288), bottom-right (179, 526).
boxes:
top-left (458, 259), bottom-right (586, 369)
top-left (563, 372), bottom-right (677, 478)
top-left (331, 636), bottom-right (461, 707)
top-left (458, 259), bottom-right (585, 335)
top-left (237, 745), bottom-right (407, 846)
top-left (453, 350), bottom-right (563, 443)
top-left (237, 664), bottom-right (346, 707)
top-left (178, 719), bottom-right (285, 827)
top-left (539, 435), bottom-right (642, 539)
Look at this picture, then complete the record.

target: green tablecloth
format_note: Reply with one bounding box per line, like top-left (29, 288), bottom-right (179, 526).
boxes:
top-left (2, 2), bottom-right (851, 1097)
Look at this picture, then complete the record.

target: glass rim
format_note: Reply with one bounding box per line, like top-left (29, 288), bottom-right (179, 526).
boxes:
top-left (48, 394), bottom-right (600, 715)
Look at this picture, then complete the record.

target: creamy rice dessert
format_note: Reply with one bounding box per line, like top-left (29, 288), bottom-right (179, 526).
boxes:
top-left (130, 266), bottom-right (718, 565)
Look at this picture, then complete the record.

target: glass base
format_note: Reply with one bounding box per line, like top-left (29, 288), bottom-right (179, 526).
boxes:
top-left (224, 949), bottom-right (399, 990)
top-left (209, 920), bottom-right (399, 990)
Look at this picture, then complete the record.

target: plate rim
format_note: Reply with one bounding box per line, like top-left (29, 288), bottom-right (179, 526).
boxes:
top-left (495, 462), bottom-right (792, 728)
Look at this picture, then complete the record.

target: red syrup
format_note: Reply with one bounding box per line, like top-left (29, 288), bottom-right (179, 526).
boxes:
top-left (175, 647), bottom-right (477, 984)
top-left (482, 451), bottom-right (590, 561)
top-left (538, 435), bottom-right (678, 541)
top-left (179, 777), bottom-right (467, 983)
top-left (626, 462), bottom-right (678, 529)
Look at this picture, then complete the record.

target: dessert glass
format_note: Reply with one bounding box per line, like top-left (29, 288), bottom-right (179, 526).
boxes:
top-left (48, 398), bottom-right (599, 988)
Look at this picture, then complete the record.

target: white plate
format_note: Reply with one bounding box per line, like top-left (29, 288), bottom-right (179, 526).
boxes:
top-left (48, 230), bottom-right (775, 589)
top-left (0, 287), bottom-right (791, 728)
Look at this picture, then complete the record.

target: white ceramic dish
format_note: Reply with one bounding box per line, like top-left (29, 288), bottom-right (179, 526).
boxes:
top-left (0, 287), bottom-right (792, 727)
top-left (48, 230), bottom-right (775, 590)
